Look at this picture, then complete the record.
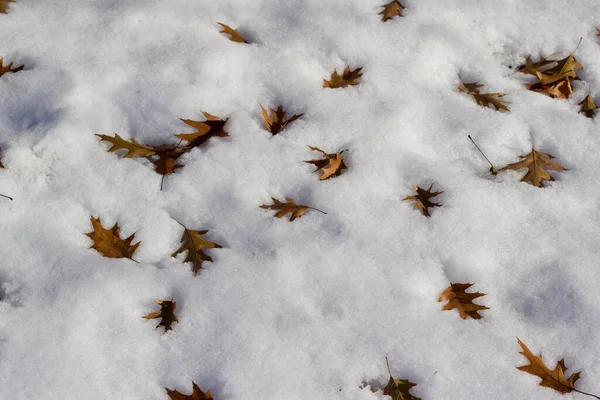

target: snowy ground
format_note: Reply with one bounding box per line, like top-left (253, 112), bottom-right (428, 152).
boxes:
top-left (2, 1), bottom-right (600, 399)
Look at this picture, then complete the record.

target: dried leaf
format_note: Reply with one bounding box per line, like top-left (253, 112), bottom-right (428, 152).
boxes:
top-left (517, 56), bottom-right (554, 76)
top-left (177, 111), bottom-right (229, 149)
top-left (305, 146), bottom-right (347, 180)
top-left (0, 58), bottom-right (24, 76)
top-left (96, 133), bottom-right (157, 158)
top-left (459, 81), bottom-right (510, 111)
top-left (143, 299), bottom-right (178, 332)
top-left (166, 381), bottom-right (214, 400)
top-left (527, 75), bottom-right (573, 99)
top-left (402, 183), bottom-right (442, 217)
top-left (500, 146), bottom-right (567, 187)
top-left (516, 338), bottom-right (580, 394)
top-left (85, 217), bottom-right (140, 260)
top-left (579, 93), bottom-right (597, 118)
top-left (259, 105), bottom-right (303, 135)
top-left (260, 197), bottom-right (325, 221)
top-left (438, 283), bottom-right (488, 320)
top-left (0, 0), bottom-right (14, 14)
top-left (151, 145), bottom-right (185, 176)
top-left (379, 1), bottom-right (405, 22)
top-left (218, 22), bottom-right (247, 43)
top-left (323, 67), bottom-right (363, 88)
top-left (172, 225), bottom-right (222, 276)
top-left (372, 358), bottom-right (421, 400)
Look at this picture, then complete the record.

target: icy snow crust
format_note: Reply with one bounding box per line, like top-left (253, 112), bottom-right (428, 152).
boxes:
top-left (1, 0), bottom-right (600, 399)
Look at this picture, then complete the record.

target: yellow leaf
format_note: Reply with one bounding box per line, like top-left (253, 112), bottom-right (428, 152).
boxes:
top-left (579, 93), bottom-right (597, 118)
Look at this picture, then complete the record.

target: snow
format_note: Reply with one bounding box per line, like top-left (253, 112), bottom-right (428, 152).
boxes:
top-left (1, 0), bottom-right (600, 399)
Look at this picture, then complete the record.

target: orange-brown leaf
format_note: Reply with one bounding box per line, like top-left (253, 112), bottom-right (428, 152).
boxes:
top-left (323, 67), bottom-right (363, 88)
top-left (527, 76), bottom-right (573, 99)
top-left (305, 146), bottom-right (347, 180)
top-left (218, 22), bottom-right (247, 43)
top-left (177, 111), bottom-right (229, 149)
top-left (143, 299), bottom-right (178, 332)
top-left (260, 197), bottom-right (325, 221)
top-left (438, 283), bottom-right (488, 320)
top-left (0, 0), bottom-right (14, 14)
top-left (402, 183), bottom-right (442, 217)
top-left (500, 146), bottom-right (567, 187)
top-left (259, 105), bottom-right (303, 135)
top-left (379, 1), bottom-right (405, 22)
top-left (459, 81), bottom-right (510, 111)
top-left (0, 57), bottom-right (24, 76)
top-left (172, 225), bottom-right (222, 276)
top-left (85, 217), bottom-right (140, 260)
top-left (96, 133), bottom-right (157, 158)
top-left (516, 338), bottom-right (580, 394)
top-left (166, 381), bottom-right (214, 400)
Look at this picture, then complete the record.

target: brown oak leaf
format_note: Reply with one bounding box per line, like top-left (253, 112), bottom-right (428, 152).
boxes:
top-left (0, 0), bottom-right (14, 14)
top-left (438, 283), bottom-right (488, 320)
top-left (143, 299), bottom-right (178, 331)
top-left (0, 58), bottom-right (24, 76)
top-left (500, 146), bottom-right (567, 187)
top-left (259, 105), bottom-right (303, 135)
top-left (459, 81), bottom-right (510, 111)
top-left (95, 133), bottom-right (157, 158)
top-left (172, 224), bottom-right (222, 276)
top-left (526, 72), bottom-right (573, 99)
top-left (323, 67), bottom-right (363, 88)
top-left (177, 111), bottom-right (229, 149)
top-left (402, 183), bottom-right (442, 217)
top-left (373, 358), bottom-right (421, 400)
top-left (516, 338), bottom-right (582, 395)
top-left (579, 93), bottom-right (597, 118)
top-left (218, 22), bottom-right (247, 43)
top-left (305, 146), bottom-right (347, 180)
top-left (85, 217), bottom-right (140, 260)
top-left (379, 1), bottom-right (405, 22)
top-left (166, 381), bottom-right (214, 400)
top-left (260, 197), bottom-right (326, 221)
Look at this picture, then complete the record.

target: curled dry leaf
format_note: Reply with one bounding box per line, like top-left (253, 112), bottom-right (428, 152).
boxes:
top-left (519, 48), bottom-right (582, 99)
top-left (438, 283), bottom-right (488, 320)
top-left (259, 105), bottom-right (303, 135)
top-left (166, 381), bottom-right (214, 400)
top-left (177, 111), bottom-right (230, 149)
top-left (516, 338), bottom-right (585, 395)
top-left (260, 197), bottom-right (326, 221)
top-left (0, 0), bottom-right (14, 14)
top-left (379, 1), bottom-right (405, 22)
top-left (0, 58), bottom-right (24, 76)
top-left (500, 146), bottom-right (567, 187)
top-left (172, 224), bottom-right (222, 276)
top-left (85, 216), bottom-right (140, 261)
top-left (323, 67), bottom-right (363, 88)
top-left (402, 183), bottom-right (442, 217)
top-left (96, 133), bottom-right (157, 158)
top-left (305, 146), bottom-right (347, 180)
top-left (371, 357), bottom-right (421, 400)
top-left (218, 22), bottom-right (247, 43)
top-left (143, 299), bottom-right (178, 332)
top-left (579, 93), bottom-right (597, 118)
top-left (458, 80), bottom-right (510, 111)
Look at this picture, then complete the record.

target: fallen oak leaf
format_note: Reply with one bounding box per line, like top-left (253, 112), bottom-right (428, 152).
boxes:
top-left (172, 223), bottom-right (222, 276)
top-left (218, 22), bottom-right (247, 43)
top-left (526, 75), bottom-right (573, 99)
top-left (438, 283), bottom-right (488, 320)
top-left (305, 146), bottom-right (347, 180)
top-left (259, 197), bottom-right (326, 221)
top-left (177, 111), bottom-right (229, 149)
top-left (95, 133), bottom-right (157, 158)
top-left (0, 0), bottom-right (14, 14)
top-left (143, 299), bottom-right (178, 332)
top-left (379, 1), bottom-right (405, 22)
top-left (0, 58), bottom-right (24, 76)
top-left (260, 105), bottom-right (303, 135)
top-left (459, 81), bottom-right (510, 111)
top-left (517, 55), bottom-right (555, 76)
top-left (579, 92), bottom-right (597, 118)
top-left (500, 146), bottom-right (567, 187)
top-left (166, 381), bottom-right (214, 400)
top-left (323, 67), bottom-right (363, 88)
top-left (85, 217), bottom-right (140, 261)
top-left (372, 357), bottom-right (421, 400)
top-left (402, 183), bottom-right (442, 217)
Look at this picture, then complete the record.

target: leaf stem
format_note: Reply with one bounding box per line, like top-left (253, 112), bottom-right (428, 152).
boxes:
top-left (573, 389), bottom-right (600, 399)
top-left (0, 193), bottom-right (12, 200)
top-left (385, 356), bottom-right (392, 378)
top-left (306, 206), bottom-right (327, 215)
top-left (468, 135), bottom-right (497, 175)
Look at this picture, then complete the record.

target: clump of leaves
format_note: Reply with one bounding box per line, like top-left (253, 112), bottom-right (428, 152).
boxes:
top-left (438, 283), bottom-right (488, 320)
top-left (96, 111), bottom-right (229, 190)
top-left (305, 146), bottom-right (347, 180)
top-left (172, 223), bottom-right (222, 276)
top-left (379, 1), bottom-right (405, 22)
top-left (500, 146), bottom-right (567, 187)
top-left (143, 299), bottom-right (178, 332)
top-left (371, 357), bottom-right (421, 400)
top-left (579, 92), bottom-right (597, 118)
top-left (458, 80), bottom-right (510, 111)
top-left (323, 67), bottom-right (363, 88)
top-left (0, 58), bottom-right (24, 77)
top-left (259, 105), bottom-right (303, 135)
top-left (260, 197), bottom-right (326, 221)
top-left (85, 217), bottom-right (140, 261)
top-left (516, 339), bottom-right (600, 399)
top-left (218, 22), bottom-right (247, 43)
top-left (166, 381), bottom-right (214, 400)
top-left (402, 183), bottom-right (442, 217)
top-left (0, 0), bottom-right (14, 14)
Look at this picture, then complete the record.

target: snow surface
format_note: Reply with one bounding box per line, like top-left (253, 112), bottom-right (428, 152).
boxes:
top-left (1, 0), bottom-right (600, 399)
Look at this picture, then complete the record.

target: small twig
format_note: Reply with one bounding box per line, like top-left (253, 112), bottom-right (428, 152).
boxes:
top-left (573, 37), bottom-right (583, 54)
top-left (468, 135), bottom-right (497, 175)
top-left (0, 193), bottom-right (12, 201)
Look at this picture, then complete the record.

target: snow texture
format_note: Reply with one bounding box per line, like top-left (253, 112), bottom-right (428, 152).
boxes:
top-left (1, 0), bottom-right (600, 399)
